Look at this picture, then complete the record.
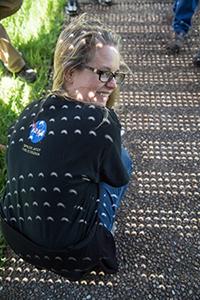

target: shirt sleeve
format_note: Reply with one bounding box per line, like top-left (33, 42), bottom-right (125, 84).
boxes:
top-left (98, 111), bottom-right (130, 187)
top-left (100, 143), bottom-right (130, 187)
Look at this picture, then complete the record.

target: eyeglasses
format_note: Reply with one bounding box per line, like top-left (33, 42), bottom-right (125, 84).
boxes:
top-left (84, 65), bottom-right (125, 84)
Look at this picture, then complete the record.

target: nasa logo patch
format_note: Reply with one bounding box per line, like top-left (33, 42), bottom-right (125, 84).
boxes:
top-left (29, 120), bottom-right (47, 144)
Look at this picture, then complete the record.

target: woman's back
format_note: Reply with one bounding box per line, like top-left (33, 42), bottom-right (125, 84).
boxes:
top-left (2, 94), bottom-right (127, 249)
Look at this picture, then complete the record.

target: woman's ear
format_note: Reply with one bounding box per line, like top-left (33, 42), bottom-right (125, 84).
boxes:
top-left (64, 69), bottom-right (74, 84)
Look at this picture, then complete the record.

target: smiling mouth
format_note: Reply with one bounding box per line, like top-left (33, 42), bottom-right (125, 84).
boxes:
top-left (97, 92), bottom-right (110, 97)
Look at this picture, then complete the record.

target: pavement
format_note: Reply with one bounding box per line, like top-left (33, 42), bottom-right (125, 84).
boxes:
top-left (1, 0), bottom-right (200, 299)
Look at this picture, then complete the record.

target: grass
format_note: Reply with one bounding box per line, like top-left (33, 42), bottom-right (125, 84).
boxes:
top-left (0, 0), bottom-right (67, 265)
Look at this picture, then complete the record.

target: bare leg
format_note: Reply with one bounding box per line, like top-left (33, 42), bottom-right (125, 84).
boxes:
top-left (0, 25), bottom-right (25, 73)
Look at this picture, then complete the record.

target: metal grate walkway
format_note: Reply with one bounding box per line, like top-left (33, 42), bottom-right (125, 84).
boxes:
top-left (1, 0), bottom-right (200, 299)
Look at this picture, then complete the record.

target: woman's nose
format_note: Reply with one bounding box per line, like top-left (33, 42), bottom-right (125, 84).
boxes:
top-left (105, 77), bottom-right (117, 89)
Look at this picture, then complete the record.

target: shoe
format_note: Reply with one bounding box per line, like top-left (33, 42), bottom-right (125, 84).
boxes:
top-left (193, 50), bottom-right (200, 67)
top-left (162, 12), bottom-right (173, 25)
top-left (104, 0), bottom-right (112, 5)
top-left (66, 0), bottom-right (78, 16)
top-left (16, 65), bottom-right (37, 83)
top-left (166, 32), bottom-right (186, 54)
top-left (97, 0), bottom-right (113, 5)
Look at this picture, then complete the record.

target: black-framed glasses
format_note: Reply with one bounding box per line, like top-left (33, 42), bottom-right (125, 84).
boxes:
top-left (84, 65), bottom-right (125, 84)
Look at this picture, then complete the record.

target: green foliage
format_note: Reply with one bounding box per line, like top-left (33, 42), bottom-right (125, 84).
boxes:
top-left (0, 0), bottom-right (66, 262)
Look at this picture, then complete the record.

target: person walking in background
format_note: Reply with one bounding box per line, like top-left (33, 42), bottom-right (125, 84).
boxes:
top-left (0, 0), bottom-right (37, 82)
top-left (66, 0), bottom-right (113, 16)
top-left (0, 13), bottom-right (132, 281)
top-left (166, 0), bottom-right (199, 55)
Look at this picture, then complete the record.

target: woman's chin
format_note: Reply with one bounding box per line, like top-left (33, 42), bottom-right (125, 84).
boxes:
top-left (93, 95), bottom-right (108, 107)
top-left (77, 95), bottom-right (108, 107)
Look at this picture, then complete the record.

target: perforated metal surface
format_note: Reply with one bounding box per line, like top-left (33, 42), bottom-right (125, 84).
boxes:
top-left (1, 0), bottom-right (200, 299)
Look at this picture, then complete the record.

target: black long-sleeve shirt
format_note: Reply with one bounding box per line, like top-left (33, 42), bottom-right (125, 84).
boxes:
top-left (0, 94), bottom-right (130, 280)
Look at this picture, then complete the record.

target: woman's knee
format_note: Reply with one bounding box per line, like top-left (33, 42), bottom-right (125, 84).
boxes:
top-left (121, 147), bottom-right (133, 176)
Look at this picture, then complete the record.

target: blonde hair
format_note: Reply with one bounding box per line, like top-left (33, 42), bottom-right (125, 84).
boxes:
top-left (52, 13), bottom-right (127, 108)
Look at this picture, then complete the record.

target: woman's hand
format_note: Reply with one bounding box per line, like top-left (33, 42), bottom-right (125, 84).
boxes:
top-left (0, 144), bottom-right (6, 151)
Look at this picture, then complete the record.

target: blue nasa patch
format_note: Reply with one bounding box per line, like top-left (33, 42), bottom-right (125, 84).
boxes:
top-left (29, 120), bottom-right (47, 144)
